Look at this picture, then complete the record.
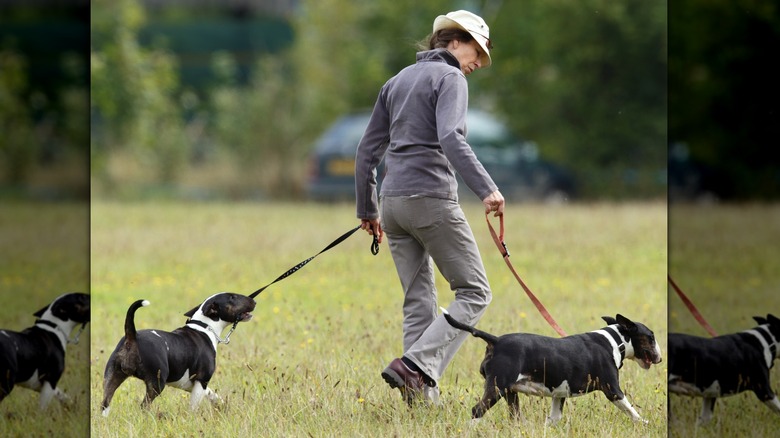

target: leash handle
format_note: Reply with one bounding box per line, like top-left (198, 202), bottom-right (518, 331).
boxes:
top-left (249, 224), bottom-right (376, 299)
top-left (668, 275), bottom-right (718, 337)
top-left (485, 213), bottom-right (567, 337)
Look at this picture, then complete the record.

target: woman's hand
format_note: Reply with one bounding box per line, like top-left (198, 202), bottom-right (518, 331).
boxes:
top-left (482, 190), bottom-right (505, 217)
top-left (360, 218), bottom-right (383, 244)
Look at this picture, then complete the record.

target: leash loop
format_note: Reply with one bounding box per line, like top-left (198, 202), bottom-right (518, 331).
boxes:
top-left (486, 213), bottom-right (567, 337)
top-left (668, 275), bottom-right (717, 337)
top-left (371, 234), bottom-right (380, 255)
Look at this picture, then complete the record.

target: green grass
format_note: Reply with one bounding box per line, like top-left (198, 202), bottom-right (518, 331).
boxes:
top-left (668, 204), bottom-right (780, 438)
top-left (90, 201), bottom-right (666, 437)
top-left (0, 201), bottom-right (90, 438)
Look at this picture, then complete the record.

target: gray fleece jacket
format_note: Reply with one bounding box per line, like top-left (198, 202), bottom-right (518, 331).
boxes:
top-left (355, 48), bottom-right (498, 220)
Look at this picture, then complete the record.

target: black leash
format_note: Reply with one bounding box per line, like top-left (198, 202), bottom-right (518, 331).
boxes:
top-left (248, 225), bottom-right (378, 299)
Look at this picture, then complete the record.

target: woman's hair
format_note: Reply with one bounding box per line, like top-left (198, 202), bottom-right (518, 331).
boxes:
top-left (417, 28), bottom-right (474, 51)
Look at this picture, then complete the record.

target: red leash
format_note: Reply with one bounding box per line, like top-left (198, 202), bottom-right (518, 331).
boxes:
top-left (486, 213), bottom-right (567, 337)
top-left (668, 275), bottom-right (718, 337)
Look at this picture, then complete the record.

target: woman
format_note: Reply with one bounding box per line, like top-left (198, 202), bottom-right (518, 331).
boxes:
top-left (355, 10), bottom-right (505, 405)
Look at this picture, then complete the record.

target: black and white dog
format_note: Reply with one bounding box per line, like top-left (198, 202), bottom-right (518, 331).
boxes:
top-left (668, 314), bottom-right (780, 424)
top-left (100, 292), bottom-right (255, 416)
top-left (442, 308), bottom-right (662, 424)
top-left (0, 292), bottom-right (90, 409)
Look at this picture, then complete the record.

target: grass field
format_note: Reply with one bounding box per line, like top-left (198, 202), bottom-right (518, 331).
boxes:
top-left (0, 201), bottom-right (90, 438)
top-left (668, 204), bottom-right (780, 438)
top-left (89, 201), bottom-right (667, 437)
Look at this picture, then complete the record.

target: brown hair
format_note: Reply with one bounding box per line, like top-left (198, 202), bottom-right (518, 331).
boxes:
top-left (417, 28), bottom-right (474, 51)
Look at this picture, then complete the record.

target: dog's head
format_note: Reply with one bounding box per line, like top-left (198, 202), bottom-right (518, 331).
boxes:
top-left (183, 292), bottom-right (256, 324)
top-left (753, 313), bottom-right (780, 338)
top-left (602, 314), bottom-right (662, 370)
top-left (33, 292), bottom-right (91, 324)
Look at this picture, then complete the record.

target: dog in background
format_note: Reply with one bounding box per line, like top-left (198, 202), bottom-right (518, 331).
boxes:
top-left (0, 292), bottom-right (90, 409)
top-left (101, 292), bottom-right (255, 416)
top-left (668, 314), bottom-right (780, 424)
top-left (442, 308), bottom-right (662, 424)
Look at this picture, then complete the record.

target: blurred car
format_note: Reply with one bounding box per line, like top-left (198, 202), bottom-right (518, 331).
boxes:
top-left (306, 109), bottom-right (576, 203)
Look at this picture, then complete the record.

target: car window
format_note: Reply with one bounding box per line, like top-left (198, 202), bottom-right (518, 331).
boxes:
top-left (466, 110), bottom-right (517, 149)
top-left (314, 114), bottom-right (371, 155)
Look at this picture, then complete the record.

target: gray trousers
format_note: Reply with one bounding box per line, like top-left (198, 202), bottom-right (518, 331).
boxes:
top-left (380, 195), bottom-right (492, 385)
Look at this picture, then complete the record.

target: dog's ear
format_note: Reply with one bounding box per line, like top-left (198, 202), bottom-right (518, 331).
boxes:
top-left (767, 314), bottom-right (780, 326)
top-left (202, 302), bottom-right (220, 320)
top-left (615, 314), bottom-right (637, 331)
top-left (183, 306), bottom-right (199, 318)
top-left (33, 305), bottom-right (49, 317)
top-left (601, 316), bottom-right (617, 325)
top-left (754, 316), bottom-right (768, 325)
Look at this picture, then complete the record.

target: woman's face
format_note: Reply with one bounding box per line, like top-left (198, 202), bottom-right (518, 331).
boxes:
top-left (448, 39), bottom-right (484, 75)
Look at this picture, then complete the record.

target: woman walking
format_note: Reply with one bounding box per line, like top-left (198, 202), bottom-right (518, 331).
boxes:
top-left (355, 10), bottom-right (504, 405)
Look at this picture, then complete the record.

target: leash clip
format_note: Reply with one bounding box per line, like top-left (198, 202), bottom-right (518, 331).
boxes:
top-left (68, 322), bottom-right (87, 345)
top-left (371, 235), bottom-right (379, 256)
top-left (501, 241), bottom-right (510, 258)
top-left (219, 321), bottom-right (239, 345)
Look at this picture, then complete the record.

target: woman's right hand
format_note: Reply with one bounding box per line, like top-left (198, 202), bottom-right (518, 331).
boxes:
top-left (482, 190), bottom-right (505, 217)
top-left (360, 218), bottom-right (383, 244)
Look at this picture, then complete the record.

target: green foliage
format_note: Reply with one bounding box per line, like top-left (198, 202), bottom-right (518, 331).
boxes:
top-left (88, 0), bottom-right (667, 199)
top-left (0, 48), bottom-right (37, 184)
top-left (488, 1), bottom-right (667, 188)
top-left (91, 0), bottom-right (189, 186)
top-left (669, 1), bottom-right (780, 199)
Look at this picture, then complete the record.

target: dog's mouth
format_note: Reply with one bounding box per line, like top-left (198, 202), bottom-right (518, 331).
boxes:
top-left (638, 352), bottom-right (660, 370)
top-left (237, 311), bottom-right (253, 322)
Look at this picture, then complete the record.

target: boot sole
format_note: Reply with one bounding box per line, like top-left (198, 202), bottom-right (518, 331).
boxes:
top-left (381, 367), bottom-right (405, 389)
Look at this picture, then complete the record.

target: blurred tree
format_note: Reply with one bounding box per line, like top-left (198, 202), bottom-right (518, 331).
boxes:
top-left (669, 0), bottom-right (780, 199)
top-left (487, 0), bottom-right (667, 196)
top-left (91, 0), bottom-right (188, 186)
top-left (0, 48), bottom-right (36, 184)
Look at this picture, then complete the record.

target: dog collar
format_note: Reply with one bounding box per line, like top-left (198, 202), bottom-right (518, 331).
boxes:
top-left (186, 319), bottom-right (238, 345)
top-left (594, 326), bottom-right (626, 369)
top-left (34, 319), bottom-right (86, 346)
top-left (745, 326), bottom-right (778, 368)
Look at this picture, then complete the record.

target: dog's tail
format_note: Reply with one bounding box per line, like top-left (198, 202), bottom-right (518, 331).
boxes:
top-left (124, 299), bottom-right (150, 343)
top-left (440, 307), bottom-right (499, 345)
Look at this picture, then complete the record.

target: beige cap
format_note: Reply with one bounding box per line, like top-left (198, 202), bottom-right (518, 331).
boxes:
top-left (432, 10), bottom-right (492, 67)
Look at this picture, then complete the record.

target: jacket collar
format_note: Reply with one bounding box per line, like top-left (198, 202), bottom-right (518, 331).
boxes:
top-left (416, 48), bottom-right (461, 70)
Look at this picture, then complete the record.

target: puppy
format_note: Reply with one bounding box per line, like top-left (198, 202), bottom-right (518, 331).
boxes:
top-left (0, 292), bottom-right (90, 409)
top-left (100, 292), bottom-right (255, 416)
top-left (668, 314), bottom-right (780, 424)
top-left (442, 308), bottom-right (662, 424)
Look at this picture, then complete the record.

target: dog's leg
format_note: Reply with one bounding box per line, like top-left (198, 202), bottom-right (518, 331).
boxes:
top-left (472, 380), bottom-right (502, 419)
top-left (189, 381), bottom-right (210, 410)
top-left (52, 386), bottom-right (71, 404)
top-left (697, 397), bottom-right (716, 425)
top-left (763, 395), bottom-right (780, 414)
top-left (38, 382), bottom-right (57, 410)
top-left (204, 387), bottom-right (223, 406)
top-left (101, 369), bottom-right (129, 417)
top-left (610, 396), bottom-right (646, 424)
top-left (504, 391), bottom-right (525, 422)
top-left (546, 397), bottom-right (566, 425)
top-left (141, 379), bottom-right (164, 409)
